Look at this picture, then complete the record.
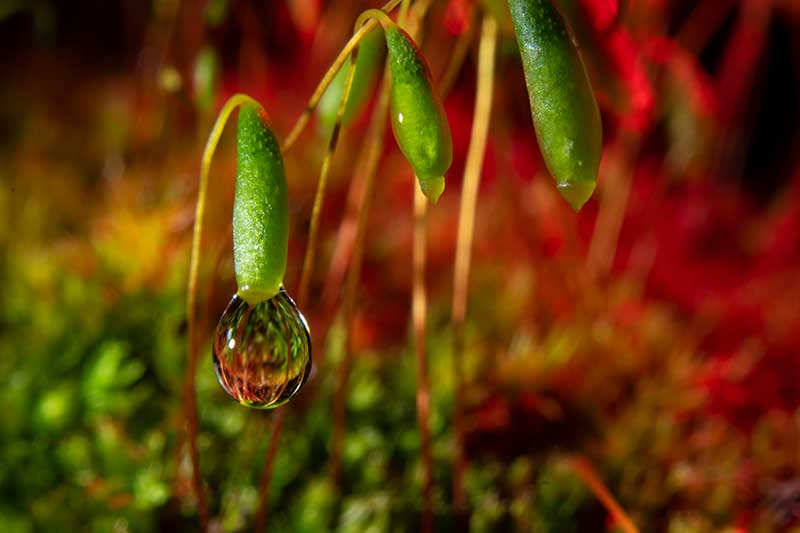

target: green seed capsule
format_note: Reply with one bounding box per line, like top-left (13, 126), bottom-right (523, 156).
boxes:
top-left (385, 26), bottom-right (452, 203)
top-left (508, 0), bottom-right (602, 211)
top-left (318, 27), bottom-right (385, 128)
top-left (234, 102), bottom-right (289, 305)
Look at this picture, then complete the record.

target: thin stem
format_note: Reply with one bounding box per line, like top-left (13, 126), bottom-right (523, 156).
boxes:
top-left (567, 456), bottom-right (639, 533)
top-left (451, 15), bottom-right (497, 324)
top-left (412, 182), bottom-right (434, 533)
top-left (354, 8), bottom-right (399, 32)
top-left (173, 229), bottom-right (231, 484)
top-left (451, 14), bottom-right (497, 515)
top-left (320, 158), bottom-right (368, 314)
top-left (439, 11), bottom-right (476, 98)
top-left (188, 94), bottom-right (256, 340)
top-left (281, 0), bottom-right (403, 155)
top-left (181, 92), bottom-right (257, 532)
top-left (253, 409), bottom-right (285, 533)
top-left (298, 49), bottom-right (359, 306)
top-left (586, 132), bottom-right (638, 280)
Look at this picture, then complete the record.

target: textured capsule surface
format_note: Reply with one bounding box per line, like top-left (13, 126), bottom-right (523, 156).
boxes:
top-left (386, 26), bottom-right (452, 202)
top-left (508, 0), bottom-right (602, 210)
top-left (234, 103), bottom-right (289, 305)
top-left (213, 290), bottom-right (311, 409)
top-left (318, 27), bottom-right (385, 128)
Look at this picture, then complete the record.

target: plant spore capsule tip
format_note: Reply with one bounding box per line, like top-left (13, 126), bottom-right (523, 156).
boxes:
top-left (558, 180), bottom-right (596, 212)
top-left (419, 176), bottom-right (445, 204)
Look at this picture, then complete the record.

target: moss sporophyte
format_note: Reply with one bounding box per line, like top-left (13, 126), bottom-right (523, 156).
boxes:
top-left (385, 24), bottom-right (453, 203)
top-left (191, 96), bottom-right (312, 409)
top-left (218, 101), bottom-right (310, 409)
top-left (508, 0), bottom-right (602, 211)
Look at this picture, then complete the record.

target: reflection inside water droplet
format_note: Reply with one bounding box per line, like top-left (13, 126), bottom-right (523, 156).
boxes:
top-left (212, 288), bottom-right (311, 409)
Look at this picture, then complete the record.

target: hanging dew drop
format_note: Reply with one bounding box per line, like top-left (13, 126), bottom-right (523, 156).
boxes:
top-left (212, 287), bottom-right (311, 409)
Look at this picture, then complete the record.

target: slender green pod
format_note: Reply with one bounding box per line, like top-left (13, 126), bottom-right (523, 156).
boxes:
top-left (385, 25), bottom-right (453, 203)
top-left (508, 0), bottom-right (602, 211)
top-left (234, 102), bottom-right (289, 305)
top-left (318, 26), bottom-right (385, 129)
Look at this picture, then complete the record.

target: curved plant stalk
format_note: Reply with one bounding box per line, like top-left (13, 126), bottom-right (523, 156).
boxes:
top-left (297, 51), bottom-right (360, 306)
top-left (412, 182), bottom-right (434, 533)
top-left (451, 14), bottom-right (497, 516)
top-left (567, 456), bottom-right (640, 533)
top-left (354, 7), bottom-right (399, 30)
top-left (187, 93), bottom-right (257, 370)
top-left (181, 92), bottom-right (259, 532)
top-left (281, 0), bottom-right (404, 154)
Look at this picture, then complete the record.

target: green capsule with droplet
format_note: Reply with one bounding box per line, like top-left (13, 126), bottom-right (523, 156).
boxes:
top-left (385, 25), bottom-right (452, 203)
top-left (318, 27), bottom-right (385, 129)
top-left (193, 46), bottom-right (219, 114)
top-left (234, 102), bottom-right (289, 305)
top-left (508, 0), bottom-right (602, 211)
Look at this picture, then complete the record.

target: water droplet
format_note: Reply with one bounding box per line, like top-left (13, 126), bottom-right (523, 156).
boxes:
top-left (212, 288), bottom-right (311, 409)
